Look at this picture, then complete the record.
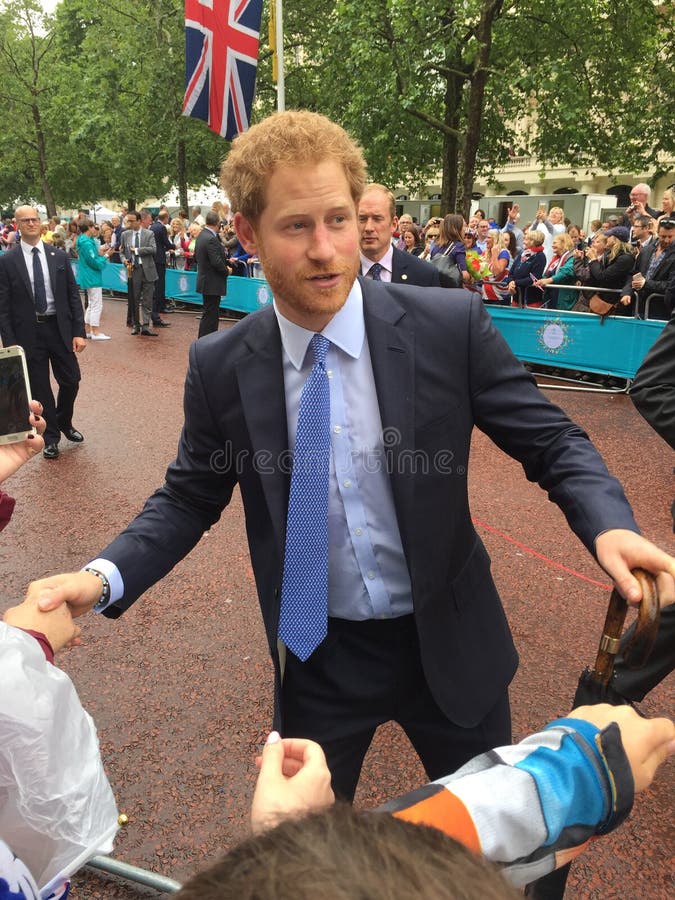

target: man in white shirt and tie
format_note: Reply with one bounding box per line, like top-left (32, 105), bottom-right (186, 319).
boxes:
top-left (120, 211), bottom-right (159, 336)
top-left (0, 206), bottom-right (86, 459)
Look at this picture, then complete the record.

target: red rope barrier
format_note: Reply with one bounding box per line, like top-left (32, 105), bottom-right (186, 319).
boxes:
top-left (472, 518), bottom-right (613, 591)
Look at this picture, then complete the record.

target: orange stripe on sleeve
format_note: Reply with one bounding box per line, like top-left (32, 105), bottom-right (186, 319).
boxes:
top-left (393, 789), bottom-right (481, 854)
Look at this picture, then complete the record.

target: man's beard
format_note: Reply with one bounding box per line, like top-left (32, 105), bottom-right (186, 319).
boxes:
top-left (258, 247), bottom-right (360, 319)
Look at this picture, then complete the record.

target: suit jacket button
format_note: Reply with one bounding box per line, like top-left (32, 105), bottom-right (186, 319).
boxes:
top-left (401, 274), bottom-right (408, 280)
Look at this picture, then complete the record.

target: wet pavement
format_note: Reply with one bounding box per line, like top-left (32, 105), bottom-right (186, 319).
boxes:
top-left (2, 297), bottom-right (673, 898)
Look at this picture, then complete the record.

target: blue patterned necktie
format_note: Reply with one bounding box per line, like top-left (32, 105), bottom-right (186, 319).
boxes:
top-left (32, 247), bottom-right (47, 313)
top-left (278, 333), bottom-right (331, 661)
top-left (368, 262), bottom-right (383, 281)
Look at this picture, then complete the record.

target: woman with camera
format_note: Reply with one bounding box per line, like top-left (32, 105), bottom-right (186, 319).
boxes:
top-left (573, 226), bottom-right (635, 314)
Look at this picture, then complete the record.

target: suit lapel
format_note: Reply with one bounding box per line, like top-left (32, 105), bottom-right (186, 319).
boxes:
top-left (235, 310), bottom-right (290, 553)
top-left (361, 278), bottom-right (415, 541)
top-left (391, 247), bottom-right (406, 283)
top-left (12, 245), bottom-right (33, 299)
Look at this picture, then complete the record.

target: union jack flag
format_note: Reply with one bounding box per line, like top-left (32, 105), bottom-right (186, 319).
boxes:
top-left (183, 0), bottom-right (263, 141)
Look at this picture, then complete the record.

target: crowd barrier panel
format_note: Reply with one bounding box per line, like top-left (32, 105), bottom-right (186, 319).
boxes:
top-left (69, 260), bottom-right (274, 316)
top-left (87, 855), bottom-right (181, 893)
top-left (639, 292), bottom-right (667, 320)
top-left (487, 305), bottom-right (665, 381)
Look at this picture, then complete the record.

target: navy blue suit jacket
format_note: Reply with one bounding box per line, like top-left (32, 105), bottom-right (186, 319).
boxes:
top-left (391, 246), bottom-right (441, 286)
top-left (0, 245), bottom-right (84, 354)
top-left (97, 280), bottom-right (638, 726)
top-left (150, 220), bottom-right (173, 268)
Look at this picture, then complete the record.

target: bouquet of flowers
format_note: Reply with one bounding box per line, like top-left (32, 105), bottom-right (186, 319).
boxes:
top-left (465, 251), bottom-right (491, 282)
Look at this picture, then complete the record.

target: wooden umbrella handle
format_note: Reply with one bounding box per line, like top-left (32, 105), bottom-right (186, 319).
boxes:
top-left (592, 569), bottom-right (660, 687)
top-left (623, 569), bottom-right (660, 669)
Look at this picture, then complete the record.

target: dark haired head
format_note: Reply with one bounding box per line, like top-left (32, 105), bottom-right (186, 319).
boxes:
top-left (439, 213), bottom-right (465, 246)
top-left (174, 804), bottom-right (519, 900)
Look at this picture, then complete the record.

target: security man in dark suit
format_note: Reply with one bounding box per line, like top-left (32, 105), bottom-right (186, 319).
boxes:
top-left (358, 184), bottom-right (441, 286)
top-left (0, 206), bottom-right (86, 459)
top-left (619, 291), bottom-right (675, 705)
top-left (194, 210), bottom-right (230, 337)
top-left (148, 209), bottom-right (174, 325)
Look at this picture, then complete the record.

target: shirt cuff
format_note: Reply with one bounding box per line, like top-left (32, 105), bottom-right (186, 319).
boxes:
top-left (82, 558), bottom-right (124, 612)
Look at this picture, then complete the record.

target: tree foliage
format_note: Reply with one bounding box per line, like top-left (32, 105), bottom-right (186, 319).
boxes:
top-left (256, 0), bottom-right (673, 215)
top-left (0, 0), bottom-right (671, 216)
top-left (0, 0), bottom-right (227, 212)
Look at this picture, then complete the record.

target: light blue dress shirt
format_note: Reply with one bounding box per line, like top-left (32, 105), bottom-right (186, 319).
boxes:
top-left (90, 280), bottom-right (413, 619)
top-left (275, 281), bottom-right (412, 620)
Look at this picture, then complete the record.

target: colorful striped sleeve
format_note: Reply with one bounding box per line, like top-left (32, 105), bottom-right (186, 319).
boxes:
top-left (379, 719), bottom-right (633, 888)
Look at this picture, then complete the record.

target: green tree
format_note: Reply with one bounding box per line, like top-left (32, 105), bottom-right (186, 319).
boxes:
top-left (0, 0), bottom-right (60, 214)
top-left (255, 0), bottom-right (672, 215)
top-left (53, 0), bottom-right (227, 211)
top-left (0, 0), bottom-right (229, 212)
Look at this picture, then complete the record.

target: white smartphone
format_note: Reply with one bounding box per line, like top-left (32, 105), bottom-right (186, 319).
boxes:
top-left (0, 345), bottom-right (36, 444)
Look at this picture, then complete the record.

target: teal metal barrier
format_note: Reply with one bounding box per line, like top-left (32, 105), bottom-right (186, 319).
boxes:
top-left (70, 260), bottom-right (273, 315)
top-left (487, 306), bottom-right (665, 379)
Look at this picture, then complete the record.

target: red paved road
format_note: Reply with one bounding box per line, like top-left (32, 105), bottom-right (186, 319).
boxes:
top-left (3, 298), bottom-right (673, 898)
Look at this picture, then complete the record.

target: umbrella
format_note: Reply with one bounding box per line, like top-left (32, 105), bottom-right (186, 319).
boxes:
top-left (573, 568), bottom-right (660, 706)
top-left (525, 569), bottom-right (660, 900)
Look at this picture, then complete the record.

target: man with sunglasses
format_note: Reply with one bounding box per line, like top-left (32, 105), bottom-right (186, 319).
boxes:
top-left (0, 206), bottom-right (86, 459)
top-left (620, 217), bottom-right (675, 319)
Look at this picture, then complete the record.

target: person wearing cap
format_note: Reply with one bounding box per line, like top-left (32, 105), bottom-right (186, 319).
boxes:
top-left (620, 217), bottom-right (675, 319)
top-left (575, 226), bottom-right (634, 314)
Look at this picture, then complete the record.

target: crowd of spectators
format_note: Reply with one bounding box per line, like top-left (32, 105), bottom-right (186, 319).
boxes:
top-left (1, 181), bottom-right (673, 329)
top-left (0, 201), bottom-right (246, 269)
top-left (392, 182), bottom-right (675, 321)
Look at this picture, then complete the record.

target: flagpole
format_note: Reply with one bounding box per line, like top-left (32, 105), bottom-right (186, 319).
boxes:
top-left (275, 0), bottom-right (285, 111)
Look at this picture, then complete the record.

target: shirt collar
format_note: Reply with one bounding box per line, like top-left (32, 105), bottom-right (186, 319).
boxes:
top-left (21, 239), bottom-right (44, 255)
top-left (360, 242), bottom-right (394, 276)
top-left (274, 280), bottom-right (365, 371)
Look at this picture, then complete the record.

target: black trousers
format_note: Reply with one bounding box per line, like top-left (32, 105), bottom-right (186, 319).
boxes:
top-left (198, 294), bottom-right (221, 338)
top-left (27, 318), bottom-right (81, 444)
top-left (280, 614), bottom-right (511, 801)
top-left (152, 264), bottom-right (167, 322)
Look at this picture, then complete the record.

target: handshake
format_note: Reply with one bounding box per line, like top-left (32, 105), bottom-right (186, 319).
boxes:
top-left (3, 596), bottom-right (81, 656)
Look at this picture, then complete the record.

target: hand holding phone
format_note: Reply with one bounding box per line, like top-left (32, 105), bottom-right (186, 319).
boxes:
top-left (0, 390), bottom-right (44, 483)
top-left (0, 346), bottom-right (36, 446)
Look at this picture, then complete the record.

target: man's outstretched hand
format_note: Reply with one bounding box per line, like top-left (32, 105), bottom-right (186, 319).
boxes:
top-left (30, 570), bottom-right (105, 617)
top-left (595, 529), bottom-right (675, 608)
